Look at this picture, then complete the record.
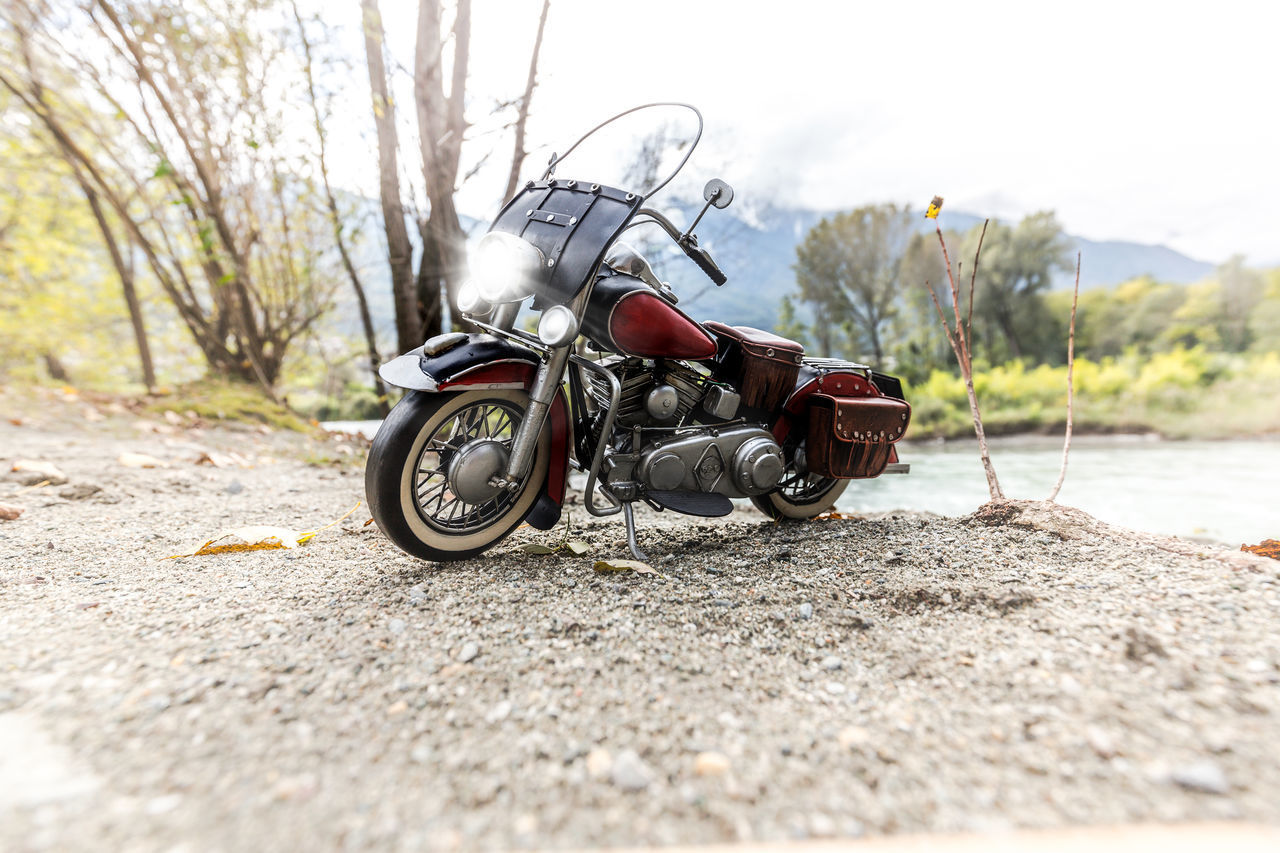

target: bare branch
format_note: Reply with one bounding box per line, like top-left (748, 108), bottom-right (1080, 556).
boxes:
top-left (1048, 252), bottom-right (1082, 502)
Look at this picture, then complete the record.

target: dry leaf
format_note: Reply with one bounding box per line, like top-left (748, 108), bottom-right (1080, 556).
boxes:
top-left (185, 525), bottom-right (303, 556)
top-left (1242, 539), bottom-right (1280, 560)
top-left (0, 502), bottom-right (25, 521)
top-left (117, 452), bottom-right (167, 468)
top-left (813, 510), bottom-right (856, 521)
top-left (520, 543), bottom-right (557, 555)
top-left (170, 503), bottom-right (361, 558)
top-left (565, 540), bottom-right (591, 556)
top-left (194, 451), bottom-right (235, 468)
top-left (11, 459), bottom-right (68, 485)
top-left (593, 559), bottom-right (658, 576)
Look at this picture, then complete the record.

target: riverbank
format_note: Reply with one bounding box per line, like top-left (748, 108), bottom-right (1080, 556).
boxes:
top-left (906, 348), bottom-right (1280, 440)
top-left (2, 387), bottom-right (1278, 850)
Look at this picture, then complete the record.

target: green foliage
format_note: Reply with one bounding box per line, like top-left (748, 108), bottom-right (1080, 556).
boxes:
top-left (963, 212), bottom-right (1073, 363)
top-left (908, 347), bottom-right (1280, 440)
top-left (146, 378), bottom-right (316, 433)
top-left (792, 203), bottom-right (916, 362)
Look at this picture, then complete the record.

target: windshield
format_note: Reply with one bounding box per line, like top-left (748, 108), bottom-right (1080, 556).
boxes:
top-left (485, 104), bottom-right (706, 309)
top-left (543, 103), bottom-right (703, 200)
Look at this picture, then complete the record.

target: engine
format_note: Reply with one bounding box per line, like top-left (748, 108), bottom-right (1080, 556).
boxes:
top-left (587, 357), bottom-right (707, 427)
top-left (636, 424), bottom-right (784, 498)
top-left (587, 357), bottom-right (785, 499)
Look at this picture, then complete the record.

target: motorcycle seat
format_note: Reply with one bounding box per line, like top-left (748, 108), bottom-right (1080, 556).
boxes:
top-left (702, 321), bottom-right (804, 356)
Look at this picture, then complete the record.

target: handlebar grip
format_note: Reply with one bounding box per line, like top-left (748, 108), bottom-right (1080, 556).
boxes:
top-left (685, 243), bottom-right (727, 286)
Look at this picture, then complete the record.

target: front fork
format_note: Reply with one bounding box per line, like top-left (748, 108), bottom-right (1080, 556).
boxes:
top-left (496, 343), bottom-right (572, 488)
top-left (489, 289), bottom-right (589, 491)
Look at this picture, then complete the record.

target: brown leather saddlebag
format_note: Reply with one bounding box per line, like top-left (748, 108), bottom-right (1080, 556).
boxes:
top-left (703, 321), bottom-right (804, 411)
top-left (806, 393), bottom-right (911, 479)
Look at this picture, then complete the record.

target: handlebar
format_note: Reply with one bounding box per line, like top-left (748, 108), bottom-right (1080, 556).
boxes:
top-left (632, 208), bottom-right (728, 287)
top-left (679, 237), bottom-right (727, 286)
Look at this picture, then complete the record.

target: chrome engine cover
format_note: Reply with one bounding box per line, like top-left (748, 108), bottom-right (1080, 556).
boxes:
top-left (636, 425), bottom-right (784, 498)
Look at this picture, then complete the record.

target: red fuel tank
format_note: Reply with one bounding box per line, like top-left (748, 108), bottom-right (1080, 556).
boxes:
top-left (582, 273), bottom-right (717, 360)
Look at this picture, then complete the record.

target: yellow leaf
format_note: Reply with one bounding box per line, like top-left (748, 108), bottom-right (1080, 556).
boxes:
top-left (593, 559), bottom-right (659, 576)
top-left (170, 502), bottom-right (361, 557)
top-left (183, 525), bottom-right (303, 556)
top-left (565, 540), bottom-right (591, 556)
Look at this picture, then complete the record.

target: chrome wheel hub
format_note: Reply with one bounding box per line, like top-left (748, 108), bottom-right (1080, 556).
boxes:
top-left (447, 438), bottom-right (509, 505)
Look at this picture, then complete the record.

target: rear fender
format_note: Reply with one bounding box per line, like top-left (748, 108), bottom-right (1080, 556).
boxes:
top-left (378, 333), bottom-right (570, 530)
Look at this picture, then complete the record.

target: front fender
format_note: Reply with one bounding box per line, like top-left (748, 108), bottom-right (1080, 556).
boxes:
top-left (378, 333), bottom-right (570, 531)
top-left (379, 333), bottom-right (543, 392)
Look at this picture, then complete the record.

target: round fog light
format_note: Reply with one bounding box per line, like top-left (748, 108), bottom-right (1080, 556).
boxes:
top-left (457, 279), bottom-right (489, 315)
top-left (537, 305), bottom-right (580, 347)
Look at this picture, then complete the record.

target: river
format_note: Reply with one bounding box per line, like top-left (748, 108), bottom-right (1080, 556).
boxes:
top-left (325, 420), bottom-right (1277, 546)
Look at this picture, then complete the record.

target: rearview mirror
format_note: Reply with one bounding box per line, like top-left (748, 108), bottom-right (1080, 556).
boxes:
top-left (703, 178), bottom-right (734, 209)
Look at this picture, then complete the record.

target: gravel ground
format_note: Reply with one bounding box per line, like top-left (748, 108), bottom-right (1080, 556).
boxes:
top-left (2, 390), bottom-right (1279, 851)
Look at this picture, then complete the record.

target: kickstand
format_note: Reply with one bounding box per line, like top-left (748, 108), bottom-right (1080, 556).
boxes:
top-left (622, 502), bottom-right (648, 563)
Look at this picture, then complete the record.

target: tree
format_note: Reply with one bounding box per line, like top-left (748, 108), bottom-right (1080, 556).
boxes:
top-left (1, 19), bottom-right (155, 389)
top-left (3, 0), bottom-right (338, 392)
top-left (294, 2), bottom-right (388, 414)
top-left (502, 0), bottom-right (550, 204)
top-left (360, 0), bottom-right (421, 354)
top-left (363, 0), bottom-right (553, 352)
top-left (793, 203), bottom-right (916, 362)
top-left (966, 211), bottom-right (1072, 361)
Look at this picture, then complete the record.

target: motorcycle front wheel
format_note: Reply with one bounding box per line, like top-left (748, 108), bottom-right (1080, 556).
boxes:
top-left (750, 446), bottom-right (849, 520)
top-left (365, 389), bottom-right (551, 561)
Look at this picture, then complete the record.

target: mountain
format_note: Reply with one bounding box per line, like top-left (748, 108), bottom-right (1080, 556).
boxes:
top-left (670, 205), bottom-right (1216, 330)
top-left (339, 201), bottom-right (1217, 343)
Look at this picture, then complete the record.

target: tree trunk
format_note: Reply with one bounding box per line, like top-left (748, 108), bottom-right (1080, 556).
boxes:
top-left (295, 2), bottom-right (389, 415)
top-left (415, 0), bottom-right (471, 332)
top-left (994, 303), bottom-right (1023, 360)
top-left (362, 0), bottom-right (421, 354)
top-left (502, 0), bottom-right (551, 204)
top-left (60, 136), bottom-right (157, 391)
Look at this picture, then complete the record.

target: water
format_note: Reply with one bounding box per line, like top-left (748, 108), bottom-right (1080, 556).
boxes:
top-left (839, 435), bottom-right (1280, 546)
top-left (327, 419), bottom-right (1278, 545)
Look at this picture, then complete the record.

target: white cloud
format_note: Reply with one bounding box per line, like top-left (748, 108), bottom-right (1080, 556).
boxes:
top-left (339, 0), bottom-right (1280, 264)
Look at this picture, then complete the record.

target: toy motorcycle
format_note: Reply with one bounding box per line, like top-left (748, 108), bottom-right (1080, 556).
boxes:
top-left (366, 104), bottom-right (910, 561)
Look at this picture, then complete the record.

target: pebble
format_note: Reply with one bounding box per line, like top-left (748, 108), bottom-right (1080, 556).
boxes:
top-left (1171, 759), bottom-right (1230, 794)
top-left (58, 483), bottom-right (101, 501)
top-left (820, 655), bottom-right (843, 671)
top-left (458, 642), bottom-right (479, 663)
top-left (408, 584), bottom-right (428, 604)
top-left (388, 618), bottom-right (406, 635)
top-left (798, 602), bottom-right (814, 620)
top-left (610, 749), bottom-right (654, 791)
top-left (838, 726), bottom-right (870, 749)
top-left (1085, 725), bottom-right (1117, 759)
top-left (693, 751), bottom-right (731, 777)
top-left (225, 480), bottom-right (244, 495)
top-left (585, 747), bottom-right (612, 779)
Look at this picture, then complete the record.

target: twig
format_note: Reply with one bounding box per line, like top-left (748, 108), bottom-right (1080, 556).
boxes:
top-left (967, 220), bottom-right (987, 335)
top-left (1048, 252), bottom-right (1081, 502)
top-left (929, 225), bottom-right (1003, 500)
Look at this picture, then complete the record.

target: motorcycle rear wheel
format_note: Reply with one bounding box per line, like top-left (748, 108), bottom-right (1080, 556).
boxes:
top-left (750, 452), bottom-right (849, 520)
top-left (365, 389), bottom-right (550, 561)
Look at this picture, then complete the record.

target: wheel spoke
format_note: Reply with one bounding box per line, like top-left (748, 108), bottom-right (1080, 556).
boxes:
top-left (409, 398), bottom-right (530, 534)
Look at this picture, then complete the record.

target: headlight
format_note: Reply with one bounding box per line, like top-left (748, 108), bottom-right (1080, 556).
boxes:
top-left (472, 232), bottom-right (544, 304)
top-left (537, 305), bottom-right (580, 347)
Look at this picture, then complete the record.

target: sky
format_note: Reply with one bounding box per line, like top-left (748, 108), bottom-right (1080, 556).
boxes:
top-left (333, 0), bottom-right (1280, 265)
